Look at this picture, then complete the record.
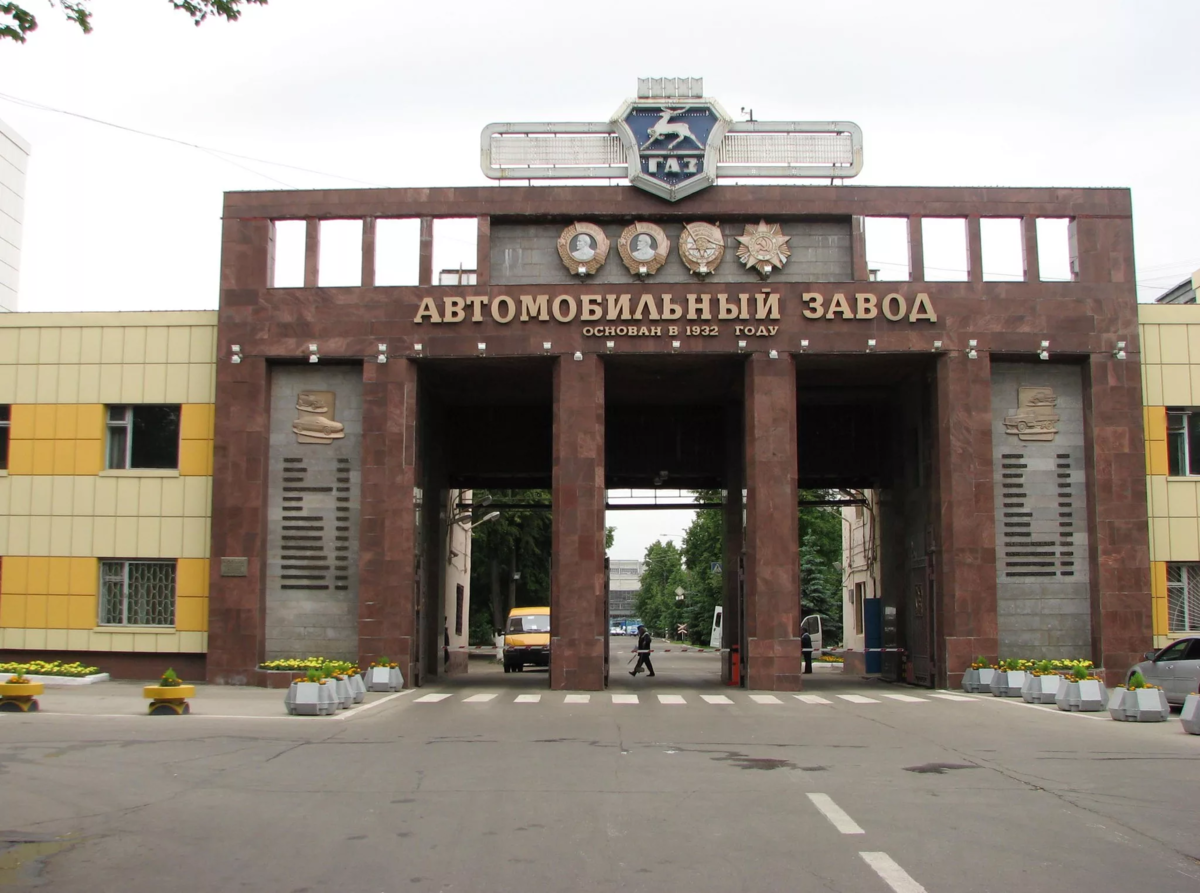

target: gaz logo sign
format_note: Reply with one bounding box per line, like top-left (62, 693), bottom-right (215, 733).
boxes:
top-left (613, 99), bottom-right (731, 202)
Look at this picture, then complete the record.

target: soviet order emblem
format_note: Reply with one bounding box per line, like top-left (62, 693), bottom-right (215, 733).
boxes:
top-left (293, 390), bottom-right (345, 443)
top-left (1004, 387), bottom-right (1059, 442)
top-left (736, 220), bottom-right (791, 278)
top-left (678, 222), bottom-right (725, 276)
top-left (557, 222), bottom-right (610, 277)
top-left (618, 222), bottom-right (669, 277)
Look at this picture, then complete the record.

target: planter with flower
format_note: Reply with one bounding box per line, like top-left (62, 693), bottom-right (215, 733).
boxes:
top-left (284, 668), bottom-right (339, 716)
top-left (989, 658), bottom-right (1029, 697)
top-left (346, 666), bottom-right (366, 704)
top-left (0, 674), bottom-right (44, 712)
top-left (327, 666), bottom-right (354, 710)
top-left (1107, 672), bottom-right (1170, 722)
top-left (1181, 687), bottom-right (1200, 735)
top-left (143, 668), bottom-right (195, 715)
top-left (365, 658), bottom-right (404, 692)
top-left (961, 657), bottom-right (996, 693)
top-left (1020, 660), bottom-right (1062, 704)
top-left (1055, 664), bottom-right (1108, 712)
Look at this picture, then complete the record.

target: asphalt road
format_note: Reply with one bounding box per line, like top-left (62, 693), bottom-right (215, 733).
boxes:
top-left (2, 641), bottom-right (1199, 892)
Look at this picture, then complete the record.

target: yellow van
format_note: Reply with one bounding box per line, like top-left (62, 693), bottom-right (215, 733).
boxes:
top-left (503, 606), bottom-right (550, 673)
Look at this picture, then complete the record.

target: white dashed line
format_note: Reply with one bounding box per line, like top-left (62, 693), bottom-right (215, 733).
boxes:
top-left (701, 694), bottom-right (733, 704)
top-left (749, 694), bottom-right (782, 704)
top-left (806, 793), bottom-right (865, 834)
top-left (928, 692), bottom-right (976, 701)
top-left (882, 694), bottom-right (927, 703)
top-left (414, 693), bottom-right (452, 703)
top-left (794, 694), bottom-right (833, 704)
top-left (860, 851), bottom-right (927, 892)
top-left (837, 694), bottom-right (880, 704)
top-left (564, 694), bottom-right (590, 704)
top-left (657, 694), bottom-right (686, 705)
top-left (462, 694), bottom-right (497, 703)
top-left (612, 694), bottom-right (639, 704)
top-left (514, 694), bottom-right (541, 703)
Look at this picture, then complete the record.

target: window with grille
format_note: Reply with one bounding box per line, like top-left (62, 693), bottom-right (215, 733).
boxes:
top-left (1167, 410), bottom-right (1200, 476)
top-left (0, 404), bottom-right (9, 470)
top-left (1166, 563), bottom-right (1200, 632)
top-left (106, 405), bottom-right (180, 469)
top-left (100, 560), bottom-right (176, 626)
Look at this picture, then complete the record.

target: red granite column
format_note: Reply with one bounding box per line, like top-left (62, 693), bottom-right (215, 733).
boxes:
top-left (933, 350), bottom-right (998, 689)
top-left (744, 353), bottom-right (803, 691)
top-left (359, 358), bottom-right (420, 685)
top-left (551, 354), bottom-right (606, 691)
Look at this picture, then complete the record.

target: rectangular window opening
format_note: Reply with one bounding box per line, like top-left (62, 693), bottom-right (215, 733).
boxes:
top-left (980, 218), bottom-right (1024, 282)
top-left (374, 218), bottom-right (421, 286)
top-left (1166, 409), bottom-right (1200, 477)
top-left (100, 559), bottom-right (176, 626)
top-left (1036, 218), bottom-right (1073, 282)
top-left (433, 218), bottom-right (478, 284)
top-left (0, 404), bottom-right (9, 470)
top-left (317, 219), bottom-right (364, 287)
top-left (272, 219), bottom-right (306, 288)
top-left (854, 581), bottom-right (865, 635)
top-left (863, 217), bottom-right (910, 281)
top-left (1166, 563), bottom-right (1200, 632)
top-left (106, 405), bottom-right (180, 469)
top-left (455, 583), bottom-right (465, 637)
top-left (920, 218), bottom-right (969, 281)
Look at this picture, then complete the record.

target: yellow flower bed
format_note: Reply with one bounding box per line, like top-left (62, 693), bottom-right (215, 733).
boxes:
top-left (0, 660), bottom-right (99, 678)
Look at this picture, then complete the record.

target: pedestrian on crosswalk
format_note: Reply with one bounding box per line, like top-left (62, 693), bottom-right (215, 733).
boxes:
top-left (630, 626), bottom-right (655, 677)
top-left (801, 628), bottom-right (813, 674)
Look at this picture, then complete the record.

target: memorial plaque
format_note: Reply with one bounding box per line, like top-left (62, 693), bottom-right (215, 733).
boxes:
top-left (221, 557), bottom-right (249, 577)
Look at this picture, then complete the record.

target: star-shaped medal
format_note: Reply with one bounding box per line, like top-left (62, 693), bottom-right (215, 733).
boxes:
top-left (735, 220), bottom-right (791, 277)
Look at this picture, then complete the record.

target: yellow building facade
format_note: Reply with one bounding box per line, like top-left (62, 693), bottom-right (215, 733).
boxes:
top-left (0, 312), bottom-right (216, 662)
top-left (1140, 295), bottom-right (1200, 647)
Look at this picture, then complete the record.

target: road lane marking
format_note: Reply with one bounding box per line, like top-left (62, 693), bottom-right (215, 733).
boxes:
top-left (749, 694), bottom-right (783, 704)
top-left (794, 694), bottom-right (832, 704)
top-left (928, 693), bottom-right (975, 702)
top-left (463, 694), bottom-right (497, 703)
top-left (882, 694), bottom-right (927, 703)
top-left (700, 695), bottom-right (733, 704)
top-left (612, 694), bottom-right (639, 704)
top-left (414, 693), bottom-right (452, 703)
top-left (514, 694), bottom-right (541, 703)
top-left (837, 694), bottom-right (880, 704)
top-left (657, 694), bottom-right (686, 705)
top-left (806, 793), bottom-right (865, 834)
top-left (564, 694), bottom-right (590, 704)
top-left (860, 852), bottom-right (927, 893)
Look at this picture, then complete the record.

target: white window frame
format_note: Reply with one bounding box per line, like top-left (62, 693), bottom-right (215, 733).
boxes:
top-left (1167, 409), bottom-right (1200, 476)
top-left (99, 559), bottom-right (177, 627)
top-left (105, 404), bottom-right (181, 470)
top-left (1166, 562), bottom-right (1200, 632)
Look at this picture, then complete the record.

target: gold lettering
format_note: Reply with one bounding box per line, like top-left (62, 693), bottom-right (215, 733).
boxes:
top-left (739, 293), bottom-right (750, 319)
top-left (909, 292), bottom-right (937, 323)
top-left (687, 293), bottom-right (712, 320)
top-left (855, 293), bottom-right (878, 319)
top-left (768, 326), bottom-right (779, 336)
top-left (755, 293), bottom-right (780, 320)
top-left (466, 296), bottom-right (488, 322)
top-left (607, 293), bottom-right (632, 321)
top-left (718, 294), bottom-right (740, 320)
top-left (826, 293), bottom-right (853, 319)
top-left (415, 297), bottom-right (442, 324)
top-left (802, 293), bottom-right (824, 319)
top-left (756, 326), bottom-right (769, 337)
top-left (633, 294), bottom-right (661, 320)
top-left (650, 326), bottom-right (662, 336)
top-left (520, 294), bottom-right (549, 321)
top-left (552, 295), bottom-right (577, 323)
top-left (443, 296), bottom-right (465, 323)
top-left (491, 295), bottom-right (515, 324)
top-left (581, 294), bottom-right (602, 321)
top-left (661, 295), bottom-right (683, 320)
top-left (667, 326), bottom-right (678, 336)
top-left (882, 293), bottom-right (907, 321)
top-left (639, 327), bottom-right (650, 336)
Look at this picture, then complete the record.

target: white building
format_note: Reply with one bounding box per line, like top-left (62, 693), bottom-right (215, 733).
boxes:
top-left (608, 559), bottom-right (643, 628)
top-left (841, 491), bottom-right (880, 673)
top-left (0, 118), bottom-right (29, 312)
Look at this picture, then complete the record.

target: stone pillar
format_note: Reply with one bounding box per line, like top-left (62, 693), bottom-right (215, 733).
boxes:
top-left (551, 353), bottom-right (606, 690)
top-left (722, 401), bottom-right (743, 683)
top-left (933, 350), bottom-right (998, 689)
top-left (743, 353), bottom-right (803, 691)
top-left (359, 358), bottom-right (420, 686)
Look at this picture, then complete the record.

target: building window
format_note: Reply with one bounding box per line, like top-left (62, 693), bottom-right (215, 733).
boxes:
top-left (0, 404), bottom-right (9, 470)
top-left (1167, 410), bottom-right (1200, 476)
top-left (1167, 563), bottom-right (1200, 631)
top-left (100, 560), bottom-right (176, 626)
top-left (455, 584), bottom-right (465, 636)
top-left (106, 405), bottom-right (181, 469)
top-left (854, 581), bottom-right (866, 635)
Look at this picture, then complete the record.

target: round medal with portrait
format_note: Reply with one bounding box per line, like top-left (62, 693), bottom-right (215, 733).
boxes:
top-left (617, 222), bottom-right (669, 276)
top-left (557, 222), bottom-right (610, 276)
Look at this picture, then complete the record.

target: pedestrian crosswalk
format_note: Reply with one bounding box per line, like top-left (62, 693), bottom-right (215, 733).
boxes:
top-left (412, 690), bottom-right (980, 707)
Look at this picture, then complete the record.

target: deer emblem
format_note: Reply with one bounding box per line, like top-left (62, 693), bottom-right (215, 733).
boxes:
top-left (640, 108), bottom-right (704, 151)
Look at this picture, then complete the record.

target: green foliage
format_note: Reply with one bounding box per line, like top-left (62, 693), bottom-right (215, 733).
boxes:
top-left (1127, 671), bottom-right (1147, 690)
top-left (800, 528), bottom-right (842, 646)
top-left (2, 0), bottom-right (266, 42)
top-left (1071, 664), bottom-right (1089, 681)
top-left (159, 667), bottom-right (181, 687)
top-left (1004, 657), bottom-right (1022, 672)
top-left (0, 660), bottom-right (98, 677)
top-left (634, 539), bottom-right (688, 640)
top-left (1035, 660), bottom-right (1053, 674)
top-left (304, 668), bottom-right (322, 683)
top-left (468, 490), bottom-right (553, 642)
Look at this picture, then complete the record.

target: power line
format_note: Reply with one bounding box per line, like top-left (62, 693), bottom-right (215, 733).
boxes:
top-left (0, 91), bottom-right (384, 188)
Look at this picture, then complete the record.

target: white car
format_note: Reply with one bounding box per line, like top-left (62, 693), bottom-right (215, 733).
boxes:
top-left (1125, 636), bottom-right (1200, 706)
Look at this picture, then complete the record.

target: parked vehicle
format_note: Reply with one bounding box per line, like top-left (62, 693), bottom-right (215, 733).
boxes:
top-left (1125, 636), bottom-right (1200, 706)
top-left (801, 614), bottom-right (824, 655)
top-left (503, 607), bottom-right (550, 672)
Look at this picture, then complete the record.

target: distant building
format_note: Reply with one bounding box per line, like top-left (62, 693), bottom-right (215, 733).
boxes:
top-left (608, 559), bottom-right (643, 627)
top-left (1154, 270), bottom-right (1199, 305)
top-left (0, 118), bottom-right (29, 312)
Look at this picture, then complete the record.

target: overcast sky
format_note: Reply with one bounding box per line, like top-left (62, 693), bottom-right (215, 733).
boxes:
top-left (3, 0), bottom-right (1198, 559)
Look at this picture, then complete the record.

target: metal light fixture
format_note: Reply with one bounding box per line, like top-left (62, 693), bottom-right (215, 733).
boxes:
top-left (1114, 340), bottom-right (1127, 360)
top-left (308, 343), bottom-right (319, 363)
top-left (768, 349), bottom-right (779, 359)
top-left (230, 344), bottom-right (242, 364)
top-left (606, 340), bottom-right (615, 353)
top-left (543, 341), bottom-right (553, 353)
top-left (478, 342), bottom-right (487, 356)
top-left (414, 342), bottom-right (423, 354)
top-left (377, 343), bottom-right (388, 364)
top-left (573, 351), bottom-right (583, 361)
top-left (671, 340), bottom-right (681, 352)
top-left (799, 339), bottom-right (809, 352)
top-left (866, 339), bottom-right (876, 352)
top-left (737, 340), bottom-right (748, 352)
top-left (1039, 340), bottom-right (1050, 361)
top-left (932, 340), bottom-right (943, 351)
top-left (966, 339), bottom-right (978, 360)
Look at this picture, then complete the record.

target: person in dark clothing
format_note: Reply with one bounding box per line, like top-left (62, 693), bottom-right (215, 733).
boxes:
top-left (801, 628), bottom-right (813, 674)
top-left (630, 626), bottom-right (655, 677)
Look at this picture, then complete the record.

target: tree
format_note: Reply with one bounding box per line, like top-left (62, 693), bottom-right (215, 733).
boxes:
top-left (1, 1), bottom-right (266, 43)
top-left (634, 540), bottom-right (685, 640)
top-left (467, 489), bottom-right (552, 644)
top-left (800, 529), bottom-right (842, 646)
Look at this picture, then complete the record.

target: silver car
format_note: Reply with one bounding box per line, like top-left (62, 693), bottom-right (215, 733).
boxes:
top-left (1126, 636), bottom-right (1200, 706)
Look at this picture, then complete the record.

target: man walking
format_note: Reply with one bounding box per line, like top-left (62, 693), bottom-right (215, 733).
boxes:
top-left (801, 626), bottom-right (813, 674)
top-left (630, 626), bottom-right (655, 677)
